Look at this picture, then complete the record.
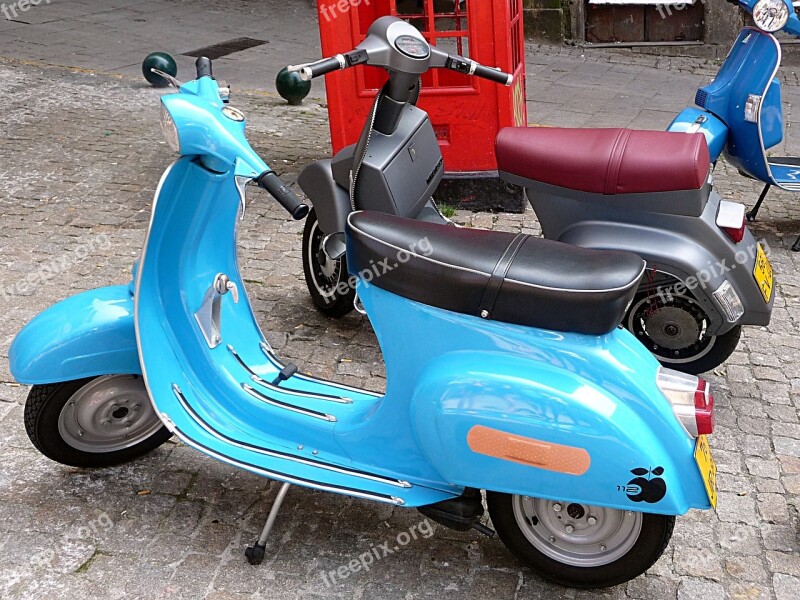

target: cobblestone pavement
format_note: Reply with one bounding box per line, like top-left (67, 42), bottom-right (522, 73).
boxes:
top-left (1, 17), bottom-right (800, 600)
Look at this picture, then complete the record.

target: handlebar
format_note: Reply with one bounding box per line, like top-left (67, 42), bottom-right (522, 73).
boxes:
top-left (445, 55), bottom-right (513, 86)
top-left (195, 57), bottom-right (214, 80)
top-left (298, 56), bottom-right (345, 80)
top-left (257, 171), bottom-right (309, 220)
top-left (288, 48), bottom-right (512, 86)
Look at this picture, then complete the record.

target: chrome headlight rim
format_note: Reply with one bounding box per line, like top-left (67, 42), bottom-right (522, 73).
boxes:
top-left (160, 103), bottom-right (181, 153)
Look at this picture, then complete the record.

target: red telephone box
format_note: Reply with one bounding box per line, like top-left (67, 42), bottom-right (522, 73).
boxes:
top-left (318, 0), bottom-right (527, 183)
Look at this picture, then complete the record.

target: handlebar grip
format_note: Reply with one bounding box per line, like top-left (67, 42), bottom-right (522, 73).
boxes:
top-left (257, 171), bottom-right (310, 220)
top-left (290, 56), bottom-right (345, 81)
top-left (196, 57), bottom-right (214, 79)
top-left (472, 64), bottom-right (513, 86)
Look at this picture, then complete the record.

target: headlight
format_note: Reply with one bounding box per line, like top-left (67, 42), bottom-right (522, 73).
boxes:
top-left (160, 104), bottom-right (181, 153)
top-left (753, 0), bottom-right (790, 33)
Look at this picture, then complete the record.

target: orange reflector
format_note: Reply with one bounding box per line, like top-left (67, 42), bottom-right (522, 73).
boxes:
top-left (467, 425), bottom-right (590, 475)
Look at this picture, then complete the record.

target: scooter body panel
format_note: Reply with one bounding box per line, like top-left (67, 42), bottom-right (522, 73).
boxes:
top-left (519, 179), bottom-right (773, 333)
top-left (668, 107), bottom-right (728, 161)
top-left (9, 285), bottom-right (140, 384)
top-left (354, 283), bottom-right (711, 515)
top-left (297, 158), bottom-right (352, 235)
top-left (696, 28), bottom-right (782, 184)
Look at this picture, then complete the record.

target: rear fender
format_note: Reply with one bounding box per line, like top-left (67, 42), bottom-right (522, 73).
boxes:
top-left (412, 345), bottom-right (711, 515)
top-left (9, 285), bottom-right (140, 384)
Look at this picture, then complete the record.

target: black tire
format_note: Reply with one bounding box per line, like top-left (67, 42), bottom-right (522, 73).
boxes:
top-left (302, 208), bottom-right (356, 318)
top-left (486, 492), bottom-right (675, 589)
top-left (625, 290), bottom-right (742, 375)
top-left (24, 375), bottom-right (172, 468)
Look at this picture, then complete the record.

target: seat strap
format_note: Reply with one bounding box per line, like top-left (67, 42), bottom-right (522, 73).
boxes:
top-left (478, 233), bottom-right (527, 319)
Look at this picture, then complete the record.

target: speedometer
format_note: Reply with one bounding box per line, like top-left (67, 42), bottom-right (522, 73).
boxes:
top-left (753, 0), bottom-right (790, 33)
top-left (395, 35), bottom-right (430, 59)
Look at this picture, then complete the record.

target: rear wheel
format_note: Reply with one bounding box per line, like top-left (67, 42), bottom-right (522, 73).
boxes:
top-left (625, 292), bottom-right (741, 375)
top-left (24, 375), bottom-right (171, 468)
top-left (302, 209), bottom-right (356, 317)
top-left (487, 492), bottom-right (674, 589)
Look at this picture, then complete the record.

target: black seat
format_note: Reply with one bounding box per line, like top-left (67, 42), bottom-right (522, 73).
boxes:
top-left (346, 212), bottom-right (646, 336)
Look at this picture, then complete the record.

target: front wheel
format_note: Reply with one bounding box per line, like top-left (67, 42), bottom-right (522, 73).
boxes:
top-left (24, 375), bottom-right (172, 468)
top-left (625, 291), bottom-right (742, 374)
top-left (302, 209), bottom-right (356, 318)
top-left (486, 492), bottom-right (675, 589)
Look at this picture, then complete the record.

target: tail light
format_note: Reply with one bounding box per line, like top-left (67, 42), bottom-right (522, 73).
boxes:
top-left (716, 200), bottom-right (746, 243)
top-left (656, 368), bottom-right (715, 438)
top-left (694, 379), bottom-right (714, 435)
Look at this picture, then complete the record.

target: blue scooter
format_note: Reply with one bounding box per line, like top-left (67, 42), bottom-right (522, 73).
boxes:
top-left (669, 0), bottom-right (800, 251)
top-left (10, 58), bottom-right (718, 589)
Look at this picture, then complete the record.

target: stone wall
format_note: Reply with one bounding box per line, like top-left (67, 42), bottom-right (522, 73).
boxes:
top-left (525, 0), bottom-right (745, 46)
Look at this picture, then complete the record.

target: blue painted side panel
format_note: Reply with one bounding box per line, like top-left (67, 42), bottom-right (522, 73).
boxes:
top-left (761, 78), bottom-right (783, 151)
top-left (697, 28), bottom-right (781, 183)
top-left (356, 283), bottom-right (711, 515)
top-left (9, 285), bottom-right (140, 384)
top-left (667, 108), bottom-right (728, 161)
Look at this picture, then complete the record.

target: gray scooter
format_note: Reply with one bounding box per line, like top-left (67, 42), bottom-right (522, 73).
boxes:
top-left (290, 16), bottom-right (773, 374)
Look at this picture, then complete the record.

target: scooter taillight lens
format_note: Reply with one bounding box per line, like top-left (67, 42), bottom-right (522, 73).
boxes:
top-left (721, 224), bottom-right (746, 243)
top-left (656, 367), bottom-right (715, 438)
top-left (694, 379), bottom-right (714, 436)
top-left (716, 200), bottom-right (746, 243)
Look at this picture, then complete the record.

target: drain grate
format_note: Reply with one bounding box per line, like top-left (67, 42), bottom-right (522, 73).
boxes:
top-left (184, 37), bottom-right (268, 60)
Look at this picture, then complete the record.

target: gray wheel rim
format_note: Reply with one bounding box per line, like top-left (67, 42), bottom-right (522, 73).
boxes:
top-left (512, 496), bottom-right (643, 568)
top-left (57, 375), bottom-right (162, 453)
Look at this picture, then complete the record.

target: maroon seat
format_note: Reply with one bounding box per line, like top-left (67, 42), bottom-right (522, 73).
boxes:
top-left (496, 127), bottom-right (710, 195)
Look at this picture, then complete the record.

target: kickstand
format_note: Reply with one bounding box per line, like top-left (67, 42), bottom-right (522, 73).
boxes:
top-left (746, 184), bottom-right (770, 222)
top-left (245, 482), bottom-right (291, 565)
top-left (792, 234), bottom-right (800, 253)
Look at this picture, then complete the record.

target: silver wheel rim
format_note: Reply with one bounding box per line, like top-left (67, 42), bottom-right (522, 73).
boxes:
top-left (57, 375), bottom-right (162, 453)
top-left (307, 219), bottom-right (342, 299)
top-left (512, 496), bottom-right (643, 568)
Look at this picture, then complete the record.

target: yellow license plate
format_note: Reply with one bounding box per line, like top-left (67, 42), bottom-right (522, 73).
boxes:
top-left (694, 434), bottom-right (717, 509)
top-left (753, 243), bottom-right (773, 303)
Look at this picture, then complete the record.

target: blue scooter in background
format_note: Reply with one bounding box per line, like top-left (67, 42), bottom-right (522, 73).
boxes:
top-left (10, 58), bottom-right (718, 589)
top-left (669, 0), bottom-right (800, 251)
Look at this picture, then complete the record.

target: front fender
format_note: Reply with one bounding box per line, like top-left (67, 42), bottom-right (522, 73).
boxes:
top-left (9, 285), bottom-right (140, 384)
top-left (412, 342), bottom-right (711, 516)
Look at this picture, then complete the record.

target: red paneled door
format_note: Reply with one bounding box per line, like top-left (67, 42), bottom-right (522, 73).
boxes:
top-left (318, 0), bottom-right (527, 173)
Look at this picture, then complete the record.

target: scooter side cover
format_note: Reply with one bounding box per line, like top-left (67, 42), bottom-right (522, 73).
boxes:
top-left (355, 283), bottom-right (712, 516)
top-left (9, 285), bottom-right (141, 384)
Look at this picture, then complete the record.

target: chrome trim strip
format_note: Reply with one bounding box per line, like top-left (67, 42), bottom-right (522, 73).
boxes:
top-left (170, 384), bottom-right (411, 489)
top-left (258, 342), bottom-right (383, 398)
top-left (227, 345), bottom-right (352, 404)
top-left (242, 383), bottom-right (337, 422)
